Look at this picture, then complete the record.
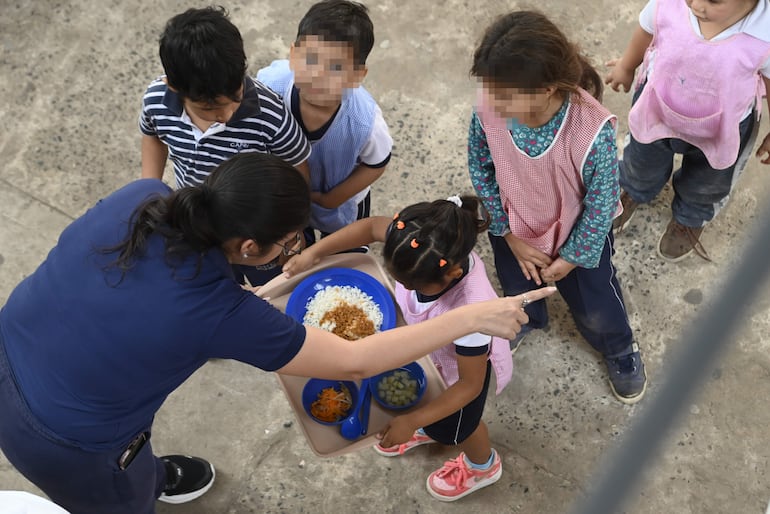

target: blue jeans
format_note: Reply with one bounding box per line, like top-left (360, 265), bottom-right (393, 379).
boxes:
top-left (0, 335), bottom-right (166, 514)
top-left (620, 82), bottom-right (759, 227)
top-left (488, 232), bottom-right (634, 358)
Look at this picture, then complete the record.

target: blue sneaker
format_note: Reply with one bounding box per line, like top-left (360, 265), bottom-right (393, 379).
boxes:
top-left (605, 344), bottom-right (647, 404)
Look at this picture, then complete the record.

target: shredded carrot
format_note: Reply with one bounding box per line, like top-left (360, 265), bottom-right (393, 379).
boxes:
top-left (310, 385), bottom-right (352, 422)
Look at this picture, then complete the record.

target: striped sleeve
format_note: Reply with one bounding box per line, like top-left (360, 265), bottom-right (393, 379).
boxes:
top-left (257, 86), bottom-right (311, 166)
top-left (139, 79), bottom-right (166, 137)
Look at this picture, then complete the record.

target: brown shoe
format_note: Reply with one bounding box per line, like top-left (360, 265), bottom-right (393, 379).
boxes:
top-left (657, 218), bottom-right (712, 262)
top-left (612, 191), bottom-right (638, 233)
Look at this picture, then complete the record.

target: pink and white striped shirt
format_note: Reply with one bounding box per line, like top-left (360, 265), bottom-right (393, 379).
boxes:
top-left (394, 252), bottom-right (513, 395)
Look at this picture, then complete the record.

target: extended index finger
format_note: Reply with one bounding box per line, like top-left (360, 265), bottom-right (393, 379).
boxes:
top-left (513, 286), bottom-right (557, 304)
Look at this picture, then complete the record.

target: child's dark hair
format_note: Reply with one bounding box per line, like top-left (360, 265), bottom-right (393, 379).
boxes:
top-left (105, 153), bottom-right (309, 278)
top-left (383, 196), bottom-right (490, 289)
top-left (159, 6), bottom-right (247, 103)
top-left (296, 0), bottom-right (374, 67)
top-left (471, 10), bottom-right (603, 101)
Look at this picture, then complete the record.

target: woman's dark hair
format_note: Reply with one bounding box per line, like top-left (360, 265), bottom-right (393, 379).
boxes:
top-left (383, 196), bottom-right (490, 289)
top-left (159, 6), bottom-right (247, 103)
top-left (296, 0), bottom-right (374, 67)
top-left (106, 153), bottom-right (310, 277)
top-left (471, 10), bottom-right (603, 101)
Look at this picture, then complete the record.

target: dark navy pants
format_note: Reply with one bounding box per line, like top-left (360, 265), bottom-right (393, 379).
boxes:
top-left (620, 82), bottom-right (759, 228)
top-left (423, 361), bottom-right (491, 445)
top-left (0, 336), bottom-right (166, 514)
top-left (488, 232), bottom-right (634, 358)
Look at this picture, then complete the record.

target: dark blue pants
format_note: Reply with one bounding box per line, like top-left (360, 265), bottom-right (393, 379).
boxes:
top-left (488, 232), bottom-right (634, 358)
top-left (620, 82), bottom-right (759, 227)
top-left (0, 336), bottom-right (166, 514)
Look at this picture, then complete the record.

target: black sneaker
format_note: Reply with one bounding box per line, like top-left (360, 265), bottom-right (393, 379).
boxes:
top-left (158, 455), bottom-right (215, 504)
top-left (605, 344), bottom-right (647, 404)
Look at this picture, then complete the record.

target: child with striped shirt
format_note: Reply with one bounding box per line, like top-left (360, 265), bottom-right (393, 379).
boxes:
top-left (139, 6), bottom-right (312, 285)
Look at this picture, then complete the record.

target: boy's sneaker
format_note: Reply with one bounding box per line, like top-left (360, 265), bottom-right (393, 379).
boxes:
top-left (374, 431), bottom-right (436, 457)
top-left (612, 191), bottom-right (639, 233)
top-left (158, 455), bottom-right (215, 504)
top-left (605, 345), bottom-right (647, 405)
top-left (657, 218), bottom-right (711, 262)
top-left (426, 451), bottom-right (502, 502)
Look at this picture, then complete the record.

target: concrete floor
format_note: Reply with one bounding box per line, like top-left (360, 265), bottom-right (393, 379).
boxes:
top-left (2, 1), bottom-right (770, 513)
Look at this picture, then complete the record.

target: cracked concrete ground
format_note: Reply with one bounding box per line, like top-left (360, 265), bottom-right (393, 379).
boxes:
top-left (1, 1), bottom-right (770, 513)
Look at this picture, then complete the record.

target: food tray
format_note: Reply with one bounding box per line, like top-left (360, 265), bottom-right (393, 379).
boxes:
top-left (258, 253), bottom-right (447, 457)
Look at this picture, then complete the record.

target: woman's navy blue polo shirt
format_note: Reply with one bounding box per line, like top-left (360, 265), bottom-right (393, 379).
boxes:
top-left (0, 179), bottom-right (305, 450)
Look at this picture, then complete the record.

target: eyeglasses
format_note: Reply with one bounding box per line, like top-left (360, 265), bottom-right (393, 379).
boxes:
top-left (274, 232), bottom-right (302, 257)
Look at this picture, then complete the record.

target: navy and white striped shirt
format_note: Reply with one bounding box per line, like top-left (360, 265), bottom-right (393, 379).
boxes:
top-left (139, 76), bottom-right (311, 188)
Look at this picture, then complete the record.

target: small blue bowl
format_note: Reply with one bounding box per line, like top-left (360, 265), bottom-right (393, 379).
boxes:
top-left (370, 362), bottom-right (427, 411)
top-left (302, 379), bottom-right (359, 426)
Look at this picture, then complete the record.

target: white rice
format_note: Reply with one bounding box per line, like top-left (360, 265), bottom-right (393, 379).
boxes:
top-left (303, 285), bottom-right (384, 333)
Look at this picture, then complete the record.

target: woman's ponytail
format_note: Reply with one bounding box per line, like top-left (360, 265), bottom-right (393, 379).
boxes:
top-left (166, 185), bottom-right (221, 253)
top-left (103, 153), bottom-right (310, 280)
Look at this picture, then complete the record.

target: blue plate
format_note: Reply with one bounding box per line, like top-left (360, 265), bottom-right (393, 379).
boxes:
top-left (285, 267), bottom-right (396, 331)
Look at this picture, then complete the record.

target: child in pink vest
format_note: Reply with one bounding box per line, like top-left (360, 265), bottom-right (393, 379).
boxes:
top-left (606, 0), bottom-right (770, 261)
top-left (284, 196), bottom-right (529, 501)
top-left (469, 10), bottom-right (648, 404)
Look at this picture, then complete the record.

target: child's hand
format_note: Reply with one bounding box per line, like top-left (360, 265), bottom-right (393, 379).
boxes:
top-left (282, 251), bottom-right (319, 277)
top-left (504, 234), bottom-right (553, 286)
top-left (310, 191), bottom-right (331, 208)
top-left (376, 415), bottom-right (419, 449)
top-left (540, 257), bottom-right (577, 282)
top-left (757, 132), bottom-right (770, 165)
top-left (604, 59), bottom-right (635, 93)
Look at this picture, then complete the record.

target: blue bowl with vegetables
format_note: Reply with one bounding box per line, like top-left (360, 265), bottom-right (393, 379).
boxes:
top-left (302, 379), bottom-right (359, 426)
top-left (369, 362), bottom-right (427, 411)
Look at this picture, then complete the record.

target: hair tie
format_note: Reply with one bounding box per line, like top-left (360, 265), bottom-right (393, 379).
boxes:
top-left (410, 239), bottom-right (419, 248)
top-left (439, 259), bottom-right (447, 267)
top-left (446, 195), bottom-right (462, 207)
top-left (395, 221), bottom-right (405, 230)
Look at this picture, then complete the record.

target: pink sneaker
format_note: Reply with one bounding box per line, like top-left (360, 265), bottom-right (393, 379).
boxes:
top-left (426, 451), bottom-right (502, 501)
top-left (373, 431), bottom-right (436, 457)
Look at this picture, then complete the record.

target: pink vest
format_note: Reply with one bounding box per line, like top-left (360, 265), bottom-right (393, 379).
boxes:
top-left (394, 252), bottom-right (513, 395)
top-left (629, 0), bottom-right (770, 170)
top-left (477, 89), bottom-right (617, 257)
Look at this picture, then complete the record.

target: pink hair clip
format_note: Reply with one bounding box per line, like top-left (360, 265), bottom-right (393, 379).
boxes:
top-left (396, 221), bottom-right (405, 230)
top-left (439, 259), bottom-right (447, 267)
top-left (410, 239), bottom-right (419, 248)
